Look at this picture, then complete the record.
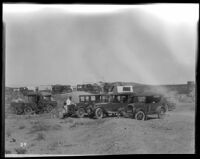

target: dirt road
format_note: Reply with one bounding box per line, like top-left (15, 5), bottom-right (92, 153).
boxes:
top-left (5, 102), bottom-right (195, 155)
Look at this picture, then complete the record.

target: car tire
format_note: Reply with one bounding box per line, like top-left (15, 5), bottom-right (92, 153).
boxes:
top-left (76, 107), bottom-right (85, 118)
top-left (157, 107), bottom-right (166, 119)
top-left (24, 106), bottom-right (33, 114)
top-left (95, 107), bottom-right (104, 119)
top-left (16, 107), bottom-right (23, 115)
top-left (46, 105), bottom-right (53, 113)
top-left (135, 110), bottom-right (145, 120)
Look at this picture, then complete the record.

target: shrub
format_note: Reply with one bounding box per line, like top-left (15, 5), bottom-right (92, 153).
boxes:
top-left (69, 121), bottom-right (84, 128)
top-left (47, 140), bottom-right (63, 151)
top-left (29, 121), bottom-right (51, 134)
top-left (51, 124), bottom-right (62, 130)
top-left (19, 125), bottom-right (25, 129)
top-left (14, 147), bottom-right (27, 154)
top-left (34, 132), bottom-right (46, 141)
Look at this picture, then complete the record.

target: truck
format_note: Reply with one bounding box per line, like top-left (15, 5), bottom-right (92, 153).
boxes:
top-left (10, 92), bottom-right (57, 115)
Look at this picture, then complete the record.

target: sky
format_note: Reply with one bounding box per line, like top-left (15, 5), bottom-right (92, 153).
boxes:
top-left (3, 4), bottom-right (199, 87)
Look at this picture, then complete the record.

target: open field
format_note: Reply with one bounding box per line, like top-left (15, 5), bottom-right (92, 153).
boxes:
top-left (5, 95), bottom-right (195, 155)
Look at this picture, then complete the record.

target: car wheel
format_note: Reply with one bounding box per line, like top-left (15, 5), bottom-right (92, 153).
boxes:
top-left (95, 108), bottom-right (104, 119)
top-left (24, 106), bottom-right (33, 114)
top-left (46, 105), bottom-right (53, 113)
top-left (158, 107), bottom-right (166, 119)
top-left (16, 107), bottom-right (23, 115)
top-left (135, 110), bottom-right (145, 120)
top-left (76, 107), bottom-right (85, 118)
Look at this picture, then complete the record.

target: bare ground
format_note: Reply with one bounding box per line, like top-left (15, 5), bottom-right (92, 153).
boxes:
top-left (5, 102), bottom-right (195, 155)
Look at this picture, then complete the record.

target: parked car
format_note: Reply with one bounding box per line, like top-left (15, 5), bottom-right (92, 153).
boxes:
top-left (86, 93), bottom-right (135, 119)
top-left (83, 93), bottom-right (169, 120)
top-left (124, 94), bottom-right (169, 120)
top-left (59, 94), bottom-right (102, 118)
top-left (10, 92), bottom-right (57, 115)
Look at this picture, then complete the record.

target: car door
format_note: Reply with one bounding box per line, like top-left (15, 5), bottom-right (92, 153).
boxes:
top-left (133, 96), bottom-right (148, 113)
top-left (99, 95), bottom-right (113, 112)
top-left (109, 95), bottom-right (128, 112)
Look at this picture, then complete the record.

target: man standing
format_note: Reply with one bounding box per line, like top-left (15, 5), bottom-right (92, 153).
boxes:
top-left (59, 96), bottom-right (74, 119)
top-left (63, 96), bottom-right (72, 115)
top-left (66, 96), bottom-right (72, 106)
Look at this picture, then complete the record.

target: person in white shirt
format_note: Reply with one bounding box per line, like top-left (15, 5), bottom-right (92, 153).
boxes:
top-left (63, 96), bottom-right (72, 114)
top-left (66, 97), bottom-right (72, 106)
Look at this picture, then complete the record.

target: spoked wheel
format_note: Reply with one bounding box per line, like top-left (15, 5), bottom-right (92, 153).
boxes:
top-left (76, 107), bottom-right (85, 118)
top-left (157, 107), bottom-right (166, 119)
top-left (15, 108), bottom-right (23, 115)
top-left (95, 108), bottom-right (104, 119)
top-left (45, 105), bottom-right (53, 113)
top-left (135, 110), bottom-right (146, 120)
top-left (24, 106), bottom-right (33, 115)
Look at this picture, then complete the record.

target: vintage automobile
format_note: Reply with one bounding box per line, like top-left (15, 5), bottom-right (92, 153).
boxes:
top-left (124, 94), bottom-right (169, 120)
top-left (83, 93), bottom-right (169, 120)
top-left (86, 93), bottom-right (135, 119)
top-left (10, 92), bottom-right (57, 115)
top-left (59, 94), bottom-right (102, 118)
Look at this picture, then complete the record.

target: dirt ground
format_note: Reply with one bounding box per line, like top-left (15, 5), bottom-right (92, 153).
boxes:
top-left (5, 94), bottom-right (195, 156)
